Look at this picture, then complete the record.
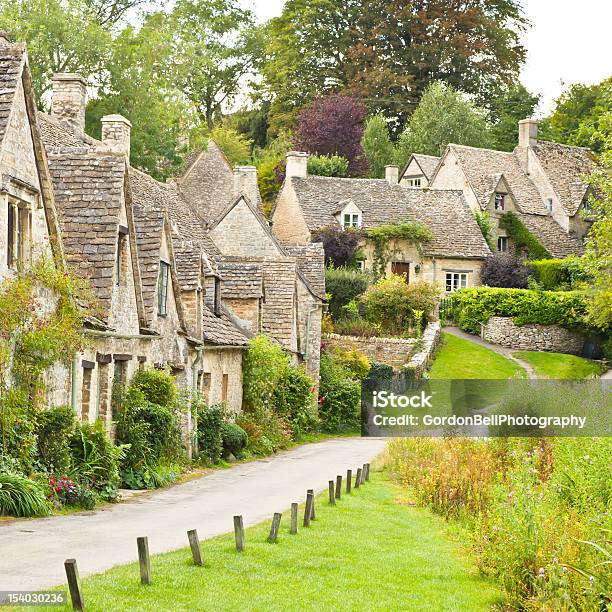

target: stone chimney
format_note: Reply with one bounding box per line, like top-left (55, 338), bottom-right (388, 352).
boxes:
top-left (518, 118), bottom-right (538, 148)
top-left (285, 151), bottom-right (308, 179)
top-left (101, 114), bottom-right (131, 160)
top-left (51, 74), bottom-right (87, 134)
top-left (233, 166), bottom-right (259, 206)
top-left (385, 165), bottom-right (399, 185)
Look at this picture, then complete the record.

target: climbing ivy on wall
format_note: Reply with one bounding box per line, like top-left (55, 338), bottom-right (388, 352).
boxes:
top-left (366, 221), bottom-right (433, 280)
top-left (498, 212), bottom-right (551, 260)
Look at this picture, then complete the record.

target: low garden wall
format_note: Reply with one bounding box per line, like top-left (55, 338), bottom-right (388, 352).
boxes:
top-left (481, 316), bottom-right (584, 355)
top-left (405, 321), bottom-right (441, 377)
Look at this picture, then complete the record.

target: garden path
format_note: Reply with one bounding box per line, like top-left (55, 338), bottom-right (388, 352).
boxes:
top-left (0, 437), bottom-right (386, 591)
top-left (443, 326), bottom-right (537, 379)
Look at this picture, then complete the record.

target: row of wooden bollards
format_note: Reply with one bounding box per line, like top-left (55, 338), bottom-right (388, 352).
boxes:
top-left (63, 462), bottom-right (371, 610)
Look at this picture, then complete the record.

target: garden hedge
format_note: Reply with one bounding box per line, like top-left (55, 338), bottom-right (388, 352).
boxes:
top-left (451, 287), bottom-right (589, 334)
top-left (324, 267), bottom-right (369, 320)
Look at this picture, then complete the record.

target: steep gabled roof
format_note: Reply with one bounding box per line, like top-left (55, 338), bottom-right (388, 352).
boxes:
top-left (411, 154), bottom-right (441, 179)
top-left (217, 259), bottom-right (263, 299)
top-left (530, 141), bottom-right (595, 216)
top-left (47, 149), bottom-right (128, 320)
top-left (517, 212), bottom-right (585, 258)
top-left (447, 144), bottom-right (547, 215)
top-left (173, 241), bottom-right (203, 291)
top-left (202, 304), bottom-right (248, 346)
top-left (282, 243), bottom-right (326, 297)
top-left (289, 176), bottom-right (491, 259)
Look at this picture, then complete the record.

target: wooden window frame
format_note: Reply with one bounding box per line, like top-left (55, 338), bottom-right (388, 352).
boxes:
top-left (342, 212), bottom-right (361, 229)
top-left (445, 272), bottom-right (468, 293)
top-left (7, 198), bottom-right (32, 270)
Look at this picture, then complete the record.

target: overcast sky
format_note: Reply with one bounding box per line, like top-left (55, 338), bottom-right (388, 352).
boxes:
top-left (246, 0), bottom-right (612, 115)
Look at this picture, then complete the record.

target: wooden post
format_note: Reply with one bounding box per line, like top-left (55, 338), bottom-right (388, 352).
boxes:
top-left (346, 469), bottom-right (352, 494)
top-left (187, 529), bottom-right (203, 566)
top-left (362, 464), bottom-right (367, 484)
top-left (335, 475), bottom-right (342, 499)
top-left (137, 536), bottom-right (151, 585)
top-left (304, 491), bottom-right (314, 527)
top-left (307, 488), bottom-right (316, 520)
top-left (365, 463), bottom-right (370, 481)
top-left (64, 559), bottom-right (84, 611)
top-left (290, 502), bottom-right (298, 534)
top-left (268, 512), bottom-right (282, 543)
top-left (355, 468), bottom-right (362, 488)
top-left (234, 515), bottom-right (245, 552)
top-left (328, 480), bottom-right (335, 505)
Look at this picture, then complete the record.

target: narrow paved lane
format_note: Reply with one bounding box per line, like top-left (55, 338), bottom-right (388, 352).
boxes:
top-left (0, 437), bottom-right (386, 591)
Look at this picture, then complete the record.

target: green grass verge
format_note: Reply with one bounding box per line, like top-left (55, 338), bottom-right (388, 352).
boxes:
top-left (46, 473), bottom-right (502, 612)
top-left (513, 351), bottom-right (606, 379)
top-left (429, 332), bottom-right (525, 379)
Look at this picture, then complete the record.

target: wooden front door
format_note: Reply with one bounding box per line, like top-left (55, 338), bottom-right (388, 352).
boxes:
top-left (391, 262), bottom-right (410, 282)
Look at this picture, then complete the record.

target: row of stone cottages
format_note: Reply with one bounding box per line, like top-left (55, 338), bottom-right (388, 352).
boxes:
top-left (273, 120), bottom-right (592, 291)
top-left (0, 36), bottom-right (324, 452)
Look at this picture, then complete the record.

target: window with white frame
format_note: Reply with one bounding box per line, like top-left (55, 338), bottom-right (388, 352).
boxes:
top-left (445, 272), bottom-right (468, 293)
top-left (497, 236), bottom-right (508, 252)
top-left (342, 212), bottom-right (361, 229)
top-left (406, 177), bottom-right (422, 188)
top-left (494, 193), bottom-right (505, 211)
top-left (6, 199), bottom-right (32, 269)
top-left (157, 260), bottom-right (170, 316)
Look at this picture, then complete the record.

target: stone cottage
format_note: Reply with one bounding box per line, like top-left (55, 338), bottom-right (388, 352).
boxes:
top-left (272, 152), bottom-right (491, 292)
top-left (400, 119), bottom-right (592, 257)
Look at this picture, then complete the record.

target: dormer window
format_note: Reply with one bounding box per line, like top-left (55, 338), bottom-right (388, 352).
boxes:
top-left (494, 193), bottom-right (505, 211)
top-left (343, 212), bottom-right (361, 229)
top-left (157, 259), bottom-right (170, 316)
top-left (406, 177), bottom-right (422, 188)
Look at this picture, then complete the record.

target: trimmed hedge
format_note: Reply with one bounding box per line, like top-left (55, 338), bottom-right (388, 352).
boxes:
top-left (498, 212), bottom-right (551, 260)
top-left (325, 267), bottom-right (369, 320)
top-left (527, 257), bottom-right (591, 290)
top-left (451, 287), bottom-right (589, 334)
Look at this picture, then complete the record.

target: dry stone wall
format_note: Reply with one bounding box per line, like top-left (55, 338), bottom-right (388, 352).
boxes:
top-left (482, 316), bottom-right (584, 355)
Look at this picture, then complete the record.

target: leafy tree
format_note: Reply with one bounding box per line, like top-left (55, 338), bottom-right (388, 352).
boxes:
top-left (312, 225), bottom-right (362, 267)
top-left (0, 0), bottom-right (112, 100)
top-left (167, 0), bottom-right (263, 129)
top-left (293, 94), bottom-right (368, 176)
top-left (541, 77), bottom-right (612, 153)
top-left (254, 131), bottom-right (293, 202)
top-left (490, 84), bottom-right (540, 151)
top-left (395, 82), bottom-right (492, 168)
top-left (210, 126), bottom-right (252, 166)
top-left (307, 154), bottom-right (348, 177)
top-left (361, 114), bottom-right (395, 178)
top-left (481, 253), bottom-right (529, 288)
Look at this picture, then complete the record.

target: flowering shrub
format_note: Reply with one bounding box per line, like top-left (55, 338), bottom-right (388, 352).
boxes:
top-left (48, 475), bottom-right (80, 506)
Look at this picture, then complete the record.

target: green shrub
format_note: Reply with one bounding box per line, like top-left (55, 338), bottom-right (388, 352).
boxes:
top-left (329, 346), bottom-right (371, 380)
top-left (129, 367), bottom-right (177, 407)
top-left (120, 461), bottom-right (180, 490)
top-left (332, 316), bottom-right (382, 337)
top-left (360, 276), bottom-right (439, 336)
top-left (36, 406), bottom-right (75, 474)
top-left (527, 256), bottom-right (592, 290)
top-left (220, 423), bottom-right (248, 459)
top-left (236, 411), bottom-right (291, 456)
top-left (272, 365), bottom-right (318, 436)
top-left (318, 354), bottom-right (361, 432)
top-left (0, 473), bottom-right (49, 517)
top-left (197, 403), bottom-right (224, 464)
top-left (451, 287), bottom-right (590, 334)
top-left (0, 388), bottom-right (37, 474)
top-left (69, 421), bottom-right (122, 498)
top-left (498, 211), bottom-right (551, 259)
top-left (325, 267), bottom-right (370, 319)
top-left (363, 362), bottom-right (393, 391)
top-left (307, 153), bottom-right (349, 177)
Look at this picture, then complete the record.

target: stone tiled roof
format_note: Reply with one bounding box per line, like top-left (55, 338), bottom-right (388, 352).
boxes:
top-left (173, 241), bottom-right (202, 291)
top-left (0, 40), bottom-right (24, 148)
top-left (217, 260), bottom-right (263, 299)
top-left (176, 140), bottom-right (235, 222)
top-left (290, 176), bottom-right (491, 259)
top-left (412, 154), bottom-right (440, 179)
top-left (282, 243), bottom-right (326, 296)
top-left (37, 112), bottom-right (98, 147)
top-left (202, 304), bottom-right (248, 346)
top-left (132, 200), bottom-right (165, 322)
top-left (47, 149), bottom-right (126, 319)
top-left (531, 141), bottom-right (595, 216)
top-left (517, 212), bottom-right (585, 258)
top-left (448, 144), bottom-right (547, 215)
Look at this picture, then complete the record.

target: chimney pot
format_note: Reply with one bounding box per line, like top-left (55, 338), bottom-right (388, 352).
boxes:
top-left (385, 165), bottom-right (399, 185)
top-left (51, 73), bottom-right (87, 134)
top-left (286, 151), bottom-right (308, 179)
top-left (101, 114), bottom-right (132, 161)
top-left (518, 118), bottom-right (538, 148)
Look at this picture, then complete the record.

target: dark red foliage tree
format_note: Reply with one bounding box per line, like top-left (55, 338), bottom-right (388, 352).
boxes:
top-left (481, 253), bottom-right (530, 288)
top-left (312, 225), bottom-right (362, 267)
top-left (293, 94), bottom-right (369, 176)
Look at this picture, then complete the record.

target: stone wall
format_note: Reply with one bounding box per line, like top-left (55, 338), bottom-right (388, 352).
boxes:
top-left (405, 321), bottom-right (441, 378)
top-left (324, 333), bottom-right (417, 369)
top-left (482, 316), bottom-right (584, 354)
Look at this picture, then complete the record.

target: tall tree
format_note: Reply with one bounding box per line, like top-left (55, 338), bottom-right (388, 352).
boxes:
top-left (168, 0), bottom-right (263, 129)
top-left (361, 114), bottom-right (394, 178)
top-left (293, 94), bottom-right (368, 176)
top-left (490, 84), bottom-right (540, 151)
top-left (395, 82), bottom-right (492, 167)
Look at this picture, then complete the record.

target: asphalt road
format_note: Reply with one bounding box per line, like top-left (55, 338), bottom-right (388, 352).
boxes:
top-left (0, 437), bottom-right (387, 591)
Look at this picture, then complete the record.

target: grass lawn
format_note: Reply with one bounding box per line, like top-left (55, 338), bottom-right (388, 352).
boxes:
top-left (46, 473), bottom-right (502, 612)
top-left (429, 332), bottom-right (525, 379)
top-left (513, 351), bottom-right (606, 379)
